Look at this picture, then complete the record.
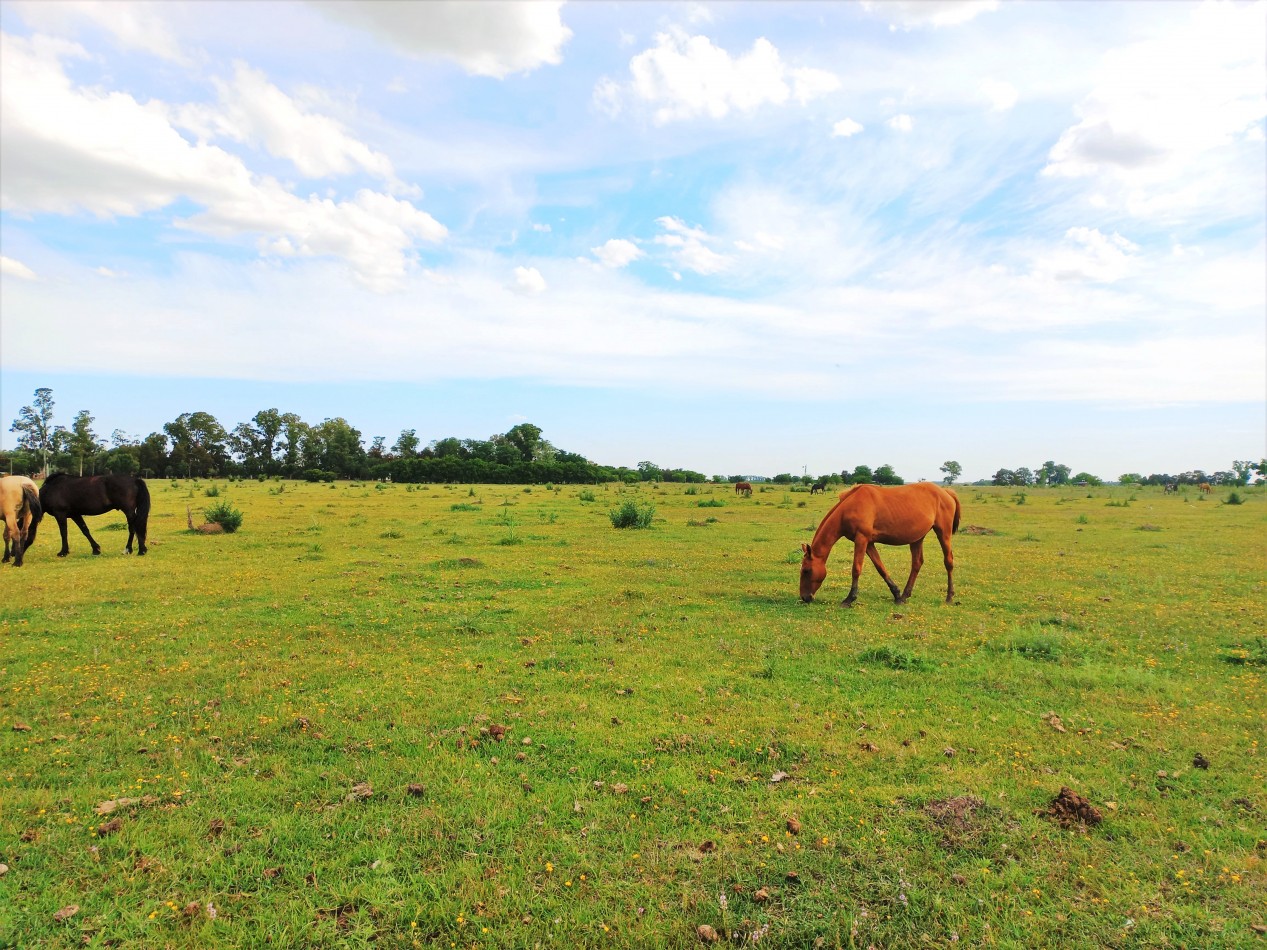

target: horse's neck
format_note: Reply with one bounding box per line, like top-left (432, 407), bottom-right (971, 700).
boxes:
top-left (810, 505), bottom-right (846, 559)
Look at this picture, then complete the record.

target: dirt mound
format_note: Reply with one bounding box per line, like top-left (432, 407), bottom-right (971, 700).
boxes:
top-left (1039, 787), bottom-right (1102, 827)
top-left (960, 525), bottom-right (997, 535)
top-left (925, 795), bottom-right (985, 832)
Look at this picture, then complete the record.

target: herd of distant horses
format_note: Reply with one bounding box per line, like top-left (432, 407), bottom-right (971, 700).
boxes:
top-left (1, 473), bottom-right (150, 568)
top-left (0, 472), bottom-right (1227, 606)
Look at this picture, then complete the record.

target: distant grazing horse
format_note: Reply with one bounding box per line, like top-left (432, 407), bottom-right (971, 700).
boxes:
top-left (810, 482), bottom-right (826, 495)
top-left (735, 481), bottom-right (753, 497)
top-left (1163, 483), bottom-right (1177, 495)
top-left (1, 475), bottom-right (43, 567)
top-left (1199, 482), bottom-right (1212, 495)
top-left (39, 473), bottom-right (150, 557)
top-left (800, 482), bottom-right (960, 606)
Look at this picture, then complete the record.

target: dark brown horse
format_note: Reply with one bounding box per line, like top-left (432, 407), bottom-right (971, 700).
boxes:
top-left (800, 483), bottom-right (960, 606)
top-left (735, 481), bottom-right (753, 496)
top-left (38, 474), bottom-right (151, 557)
top-left (810, 482), bottom-right (826, 494)
top-left (1, 475), bottom-right (43, 567)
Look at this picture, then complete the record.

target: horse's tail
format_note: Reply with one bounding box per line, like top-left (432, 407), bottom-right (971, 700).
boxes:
top-left (21, 484), bottom-right (42, 547)
top-left (950, 488), bottom-right (961, 534)
top-left (135, 477), bottom-right (151, 521)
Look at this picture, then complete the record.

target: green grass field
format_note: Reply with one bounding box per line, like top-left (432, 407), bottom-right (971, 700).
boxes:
top-left (2, 480), bottom-right (1264, 948)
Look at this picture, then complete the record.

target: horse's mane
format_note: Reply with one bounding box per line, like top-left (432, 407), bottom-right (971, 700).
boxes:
top-left (837, 485), bottom-right (863, 501)
top-left (43, 472), bottom-right (69, 484)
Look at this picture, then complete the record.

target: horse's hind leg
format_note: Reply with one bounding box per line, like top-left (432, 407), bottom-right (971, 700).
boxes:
top-left (865, 542), bottom-right (903, 603)
top-left (71, 515), bottom-right (102, 555)
top-left (933, 527), bottom-right (955, 603)
top-left (897, 539), bottom-right (925, 604)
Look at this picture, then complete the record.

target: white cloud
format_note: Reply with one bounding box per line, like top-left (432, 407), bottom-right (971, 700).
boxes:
top-left (512, 265), bottom-right (547, 294)
top-left (532, 223), bottom-right (552, 232)
top-left (862, 0), bottom-right (1000, 31)
top-left (0, 33), bottom-right (445, 291)
top-left (887, 114), bottom-right (914, 132)
top-left (1032, 227), bottom-right (1141, 283)
top-left (314, 1), bottom-right (572, 78)
top-left (11, 0), bottom-right (186, 62)
top-left (592, 238), bottom-right (644, 268)
top-left (980, 79), bottom-right (1017, 112)
top-left (1042, 2), bottom-right (1266, 220)
top-left (1, 256), bottom-right (38, 280)
top-left (654, 216), bottom-right (730, 275)
top-left (607, 30), bottom-right (839, 124)
top-left (176, 63), bottom-right (397, 182)
top-left (831, 118), bottom-right (864, 138)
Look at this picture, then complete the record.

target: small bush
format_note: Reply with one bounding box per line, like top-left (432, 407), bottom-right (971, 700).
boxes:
top-left (697, 498), bottom-right (726, 508)
top-left (204, 485), bottom-right (220, 497)
top-left (1221, 637), bottom-right (1266, 666)
top-left (859, 645), bottom-right (928, 671)
top-left (203, 500), bottom-right (244, 533)
top-left (450, 503), bottom-right (480, 512)
top-left (578, 490), bottom-right (596, 503)
top-left (610, 501), bottom-right (655, 529)
top-left (1226, 492), bottom-right (1243, 505)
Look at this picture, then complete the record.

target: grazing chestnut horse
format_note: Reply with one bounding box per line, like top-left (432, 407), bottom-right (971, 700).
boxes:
top-left (1, 475), bottom-right (43, 567)
top-left (1199, 482), bottom-right (1212, 495)
top-left (800, 482), bottom-right (960, 606)
top-left (39, 473), bottom-right (150, 557)
top-left (810, 482), bottom-right (826, 494)
top-left (735, 481), bottom-right (753, 496)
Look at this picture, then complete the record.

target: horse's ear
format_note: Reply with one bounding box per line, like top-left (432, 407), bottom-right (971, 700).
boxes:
top-left (801, 543), bottom-right (810, 556)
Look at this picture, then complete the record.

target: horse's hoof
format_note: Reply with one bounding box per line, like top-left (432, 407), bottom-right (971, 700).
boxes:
top-left (841, 600), bottom-right (856, 608)
top-left (57, 552), bottom-right (69, 558)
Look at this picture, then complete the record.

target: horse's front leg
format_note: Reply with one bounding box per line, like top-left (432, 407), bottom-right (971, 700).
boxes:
top-left (56, 516), bottom-right (72, 557)
top-left (842, 537), bottom-right (867, 606)
top-left (933, 527), bottom-right (955, 604)
top-left (897, 539), bottom-right (925, 604)
top-left (865, 542), bottom-right (902, 602)
top-left (70, 515), bottom-right (101, 555)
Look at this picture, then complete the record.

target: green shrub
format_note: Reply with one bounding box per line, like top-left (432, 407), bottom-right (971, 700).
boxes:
top-left (697, 498), bottom-right (726, 508)
top-left (203, 500), bottom-right (244, 533)
top-left (1226, 492), bottom-right (1244, 505)
top-left (609, 501), bottom-right (655, 529)
top-left (859, 645), bottom-right (928, 671)
top-left (204, 485), bottom-right (220, 497)
top-left (578, 490), bottom-right (596, 503)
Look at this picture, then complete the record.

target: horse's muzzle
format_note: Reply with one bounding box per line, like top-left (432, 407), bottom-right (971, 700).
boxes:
top-left (801, 594), bottom-right (813, 603)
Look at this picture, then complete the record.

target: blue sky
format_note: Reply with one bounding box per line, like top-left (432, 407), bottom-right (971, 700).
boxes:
top-left (2, 0), bottom-right (1264, 480)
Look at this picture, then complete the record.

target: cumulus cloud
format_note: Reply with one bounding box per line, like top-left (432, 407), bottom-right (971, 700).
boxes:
top-left (176, 63), bottom-right (397, 183)
top-left (832, 118), bottom-right (864, 138)
top-left (11, 0), bottom-right (186, 61)
top-left (1033, 227), bottom-right (1141, 283)
top-left (314, 1), bottom-right (572, 78)
top-left (654, 216), bottom-right (729, 275)
top-left (887, 114), bottom-right (914, 132)
top-left (1, 256), bottom-right (38, 280)
top-left (592, 238), bottom-right (643, 268)
top-left (862, 0), bottom-right (999, 31)
top-left (1043, 1), bottom-right (1266, 218)
top-left (0, 33), bottom-right (445, 291)
top-left (512, 265), bottom-right (547, 294)
top-left (601, 30), bottom-right (839, 124)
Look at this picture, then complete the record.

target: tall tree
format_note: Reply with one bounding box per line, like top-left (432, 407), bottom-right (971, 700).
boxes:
top-left (69, 409), bottom-right (101, 476)
top-left (504, 423), bottom-right (544, 462)
top-left (164, 411), bottom-right (230, 477)
top-left (939, 460), bottom-right (962, 485)
top-left (9, 387), bottom-right (55, 474)
top-left (393, 428), bottom-right (420, 458)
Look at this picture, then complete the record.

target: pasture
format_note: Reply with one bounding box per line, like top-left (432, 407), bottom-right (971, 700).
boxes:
top-left (1, 480), bottom-right (1264, 948)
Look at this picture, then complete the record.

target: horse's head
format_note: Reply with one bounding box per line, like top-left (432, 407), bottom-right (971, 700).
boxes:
top-left (799, 543), bottom-right (826, 602)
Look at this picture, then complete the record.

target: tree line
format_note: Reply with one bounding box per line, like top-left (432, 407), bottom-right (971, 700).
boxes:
top-left (5, 388), bottom-right (1264, 487)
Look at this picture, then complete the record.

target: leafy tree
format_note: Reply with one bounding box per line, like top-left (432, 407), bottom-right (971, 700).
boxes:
top-left (873, 464), bottom-right (904, 485)
top-left (849, 465), bottom-right (873, 484)
top-left (137, 433), bottom-right (169, 477)
top-left (771, 473), bottom-right (794, 484)
top-left (1072, 472), bottom-right (1103, 486)
top-left (1119, 473), bottom-right (1143, 485)
top-left (9, 387), bottom-right (55, 474)
top-left (939, 460), bottom-right (962, 485)
top-left (68, 409), bottom-right (101, 476)
top-left (393, 428), bottom-right (420, 458)
top-left (1014, 467), bottom-right (1034, 487)
top-left (368, 436), bottom-right (387, 459)
top-left (504, 423), bottom-right (544, 462)
top-left (636, 461), bottom-right (663, 482)
top-left (993, 468), bottom-right (1016, 486)
top-left (304, 417), bottom-right (367, 477)
top-left (1231, 460), bottom-right (1256, 486)
top-left (164, 411), bottom-right (230, 477)
top-left (279, 413), bottom-right (309, 474)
